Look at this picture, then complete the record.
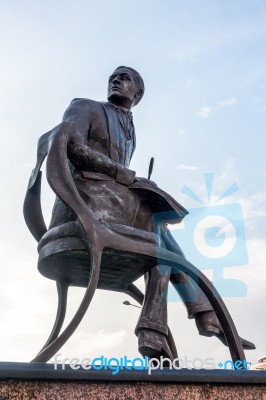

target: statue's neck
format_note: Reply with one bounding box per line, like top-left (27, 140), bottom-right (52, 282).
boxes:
top-left (107, 100), bottom-right (132, 114)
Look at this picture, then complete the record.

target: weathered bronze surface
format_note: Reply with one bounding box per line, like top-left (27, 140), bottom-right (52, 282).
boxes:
top-left (24, 66), bottom-right (254, 364)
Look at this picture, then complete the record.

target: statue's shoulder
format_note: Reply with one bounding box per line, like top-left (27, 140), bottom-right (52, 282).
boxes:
top-left (63, 98), bottom-right (105, 121)
top-left (67, 98), bottom-right (103, 112)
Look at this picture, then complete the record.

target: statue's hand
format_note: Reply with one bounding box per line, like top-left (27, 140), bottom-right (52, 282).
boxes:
top-left (133, 177), bottom-right (157, 187)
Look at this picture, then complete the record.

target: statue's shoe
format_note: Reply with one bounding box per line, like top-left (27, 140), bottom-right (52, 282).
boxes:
top-left (195, 311), bottom-right (256, 350)
top-left (138, 329), bottom-right (174, 360)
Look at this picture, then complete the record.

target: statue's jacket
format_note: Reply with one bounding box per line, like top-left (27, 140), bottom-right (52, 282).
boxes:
top-left (24, 98), bottom-right (188, 246)
top-left (24, 98), bottom-right (211, 320)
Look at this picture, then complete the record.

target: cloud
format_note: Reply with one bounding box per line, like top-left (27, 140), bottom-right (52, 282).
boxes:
top-left (219, 97), bottom-right (237, 107)
top-left (198, 106), bottom-right (211, 118)
top-left (259, 105), bottom-right (266, 112)
top-left (197, 98), bottom-right (236, 119)
top-left (176, 164), bottom-right (198, 171)
top-left (86, 329), bottom-right (128, 352)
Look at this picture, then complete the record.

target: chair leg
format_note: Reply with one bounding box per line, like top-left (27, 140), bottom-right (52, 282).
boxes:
top-left (31, 247), bottom-right (102, 362)
top-left (35, 281), bottom-right (69, 356)
top-left (124, 283), bottom-right (178, 360)
top-left (156, 248), bottom-right (246, 364)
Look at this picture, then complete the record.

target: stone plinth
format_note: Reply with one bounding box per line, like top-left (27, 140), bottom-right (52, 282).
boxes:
top-left (1, 380), bottom-right (266, 400)
top-left (1, 363), bottom-right (266, 400)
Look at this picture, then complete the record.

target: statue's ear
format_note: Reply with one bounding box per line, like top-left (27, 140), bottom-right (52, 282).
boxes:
top-left (135, 89), bottom-right (143, 98)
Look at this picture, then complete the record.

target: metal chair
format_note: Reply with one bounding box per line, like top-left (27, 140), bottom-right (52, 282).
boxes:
top-left (24, 126), bottom-right (245, 364)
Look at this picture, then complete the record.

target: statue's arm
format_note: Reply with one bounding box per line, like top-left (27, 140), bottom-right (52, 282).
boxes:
top-left (68, 140), bottom-right (136, 185)
top-left (64, 99), bottom-right (136, 185)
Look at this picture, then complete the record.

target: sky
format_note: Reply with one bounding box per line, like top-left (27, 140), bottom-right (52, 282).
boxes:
top-left (0, 0), bottom-right (266, 368)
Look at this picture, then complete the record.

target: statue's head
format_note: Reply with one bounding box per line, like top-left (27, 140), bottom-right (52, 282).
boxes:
top-left (107, 66), bottom-right (144, 109)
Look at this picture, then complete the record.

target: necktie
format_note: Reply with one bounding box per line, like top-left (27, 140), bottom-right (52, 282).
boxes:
top-left (117, 108), bottom-right (134, 140)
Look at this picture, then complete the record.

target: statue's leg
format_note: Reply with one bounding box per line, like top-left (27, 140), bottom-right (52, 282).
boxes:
top-left (135, 264), bottom-right (174, 360)
top-left (160, 228), bottom-right (213, 317)
top-left (124, 283), bottom-right (178, 359)
top-left (170, 269), bottom-right (213, 318)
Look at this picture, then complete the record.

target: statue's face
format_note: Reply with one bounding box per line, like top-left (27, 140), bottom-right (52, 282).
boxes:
top-left (107, 67), bottom-right (138, 108)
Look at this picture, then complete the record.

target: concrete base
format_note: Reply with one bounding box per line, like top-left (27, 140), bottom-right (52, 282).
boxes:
top-left (1, 380), bottom-right (266, 400)
top-left (1, 363), bottom-right (266, 400)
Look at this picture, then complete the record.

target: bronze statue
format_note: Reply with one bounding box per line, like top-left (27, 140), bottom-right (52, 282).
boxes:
top-left (24, 66), bottom-right (255, 363)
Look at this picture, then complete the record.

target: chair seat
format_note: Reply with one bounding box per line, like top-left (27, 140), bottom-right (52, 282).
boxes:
top-left (38, 237), bottom-right (156, 290)
top-left (38, 222), bottom-right (159, 291)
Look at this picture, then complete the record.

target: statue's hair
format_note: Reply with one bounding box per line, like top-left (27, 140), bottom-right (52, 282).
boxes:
top-left (114, 66), bottom-right (145, 105)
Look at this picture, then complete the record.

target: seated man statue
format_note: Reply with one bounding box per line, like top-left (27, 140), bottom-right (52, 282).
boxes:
top-left (25, 66), bottom-right (255, 359)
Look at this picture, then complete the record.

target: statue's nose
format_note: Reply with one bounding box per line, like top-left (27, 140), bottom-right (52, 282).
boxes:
top-left (113, 76), bottom-right (120, 85)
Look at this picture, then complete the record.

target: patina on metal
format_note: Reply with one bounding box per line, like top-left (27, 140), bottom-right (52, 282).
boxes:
top-left (24, 66), bottom-right (255, 364)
